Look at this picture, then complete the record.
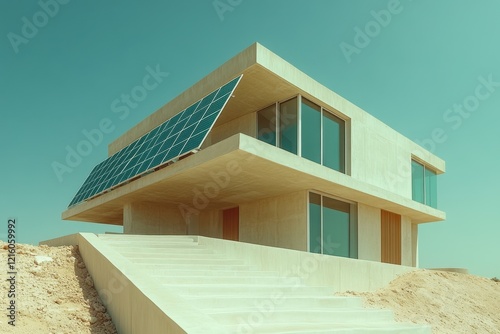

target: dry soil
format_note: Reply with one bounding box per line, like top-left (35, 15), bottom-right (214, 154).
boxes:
top-left (340, 269), bottom-right (500, 333)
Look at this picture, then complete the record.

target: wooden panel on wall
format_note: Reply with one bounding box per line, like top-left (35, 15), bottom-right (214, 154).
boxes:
top-left (381, 210), bottom-right (401, 265)
top-left (223, 207), bottom-right (239, 241)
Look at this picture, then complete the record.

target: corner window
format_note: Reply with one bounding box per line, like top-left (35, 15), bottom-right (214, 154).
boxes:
top-left (257, 104), bottom-right (277, 146)
top-left (308, 193), bottom-right (357, 258)
top-left (411, 160), bottom-right (437, 208)
top-left (301, 99), bottom-right (321, 163)
top-left (279, 97), bottom-right (298, 154)
top-left (322, 108), bottom-right (345, 173)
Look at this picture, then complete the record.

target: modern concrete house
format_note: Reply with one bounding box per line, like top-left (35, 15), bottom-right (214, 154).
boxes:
top-left (63, 42), bottom-right (445, 268)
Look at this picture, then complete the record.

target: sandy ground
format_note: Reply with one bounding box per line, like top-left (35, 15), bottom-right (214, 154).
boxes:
top-left (340, 270), bottom-right (500, 333)
top-left (1, 242), bottom-right (499, 333)
top-left (0, 242), bottom-right (117, 334)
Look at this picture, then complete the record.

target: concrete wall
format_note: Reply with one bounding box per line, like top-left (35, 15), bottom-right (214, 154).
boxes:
top-left (357, 203), bottom-right (381, 262)
top-left (356, 204), bottom-right (418, 267)
top-left (197, 209), bottom-right (222, 238)
top-left (199, 236), bottom-right (416, 293)
top-left (239, 191), bottom-right (308, 251)
top-left (123, 202), bottom-right (186, 235)
top-left (412, 223), bottom-right (419, 267)
top-left (204, 112), bottom-right (256, 149)
top-left (74, 233), bottom-right (218, 334)
top-left (401, 216), bottom-right (413, 266)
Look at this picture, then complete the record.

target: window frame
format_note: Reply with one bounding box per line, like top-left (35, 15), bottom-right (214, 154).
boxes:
top-left (411, 159), bottom-right (438, 208)
top-left (256, 95), bottom-right (348, 174)
top-left (307, 190), bottom-right (358, 258)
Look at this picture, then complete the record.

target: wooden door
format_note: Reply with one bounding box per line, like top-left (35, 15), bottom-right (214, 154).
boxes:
top-left (381, 210), bottom-right (401, 265)
top-left (223, 207), bottom-right (239, 241)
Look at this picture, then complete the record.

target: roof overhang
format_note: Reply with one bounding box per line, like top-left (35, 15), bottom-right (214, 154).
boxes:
top-left (63, 134), bottom-right (446, 225)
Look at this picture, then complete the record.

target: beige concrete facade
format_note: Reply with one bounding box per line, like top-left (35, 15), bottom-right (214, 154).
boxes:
top-left (63, 43), bottom-right (446, 267)
top-left (239, 191), bottom-right (308, 251)
top-left (123, 202), bottom-right (187, 235)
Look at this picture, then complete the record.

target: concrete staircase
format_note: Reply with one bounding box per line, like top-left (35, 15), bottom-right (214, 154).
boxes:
top-left (93, 234), bottom-right (431, 334)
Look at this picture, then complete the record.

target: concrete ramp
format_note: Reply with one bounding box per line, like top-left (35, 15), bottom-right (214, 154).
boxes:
top-left (72, 233), bottom-right (431, 334)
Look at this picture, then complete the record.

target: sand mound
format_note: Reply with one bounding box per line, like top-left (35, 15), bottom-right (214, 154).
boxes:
top-left (340, 270), bottom-right (500, 333)
top-left (0, 242), bottom-right (117, 333)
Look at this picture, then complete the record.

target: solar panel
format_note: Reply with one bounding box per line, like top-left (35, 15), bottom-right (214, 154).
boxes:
top-left (68, 75), bottom-right (242, 207)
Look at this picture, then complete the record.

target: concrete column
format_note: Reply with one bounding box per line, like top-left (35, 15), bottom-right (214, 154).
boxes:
top-left (412, 223), bottom-right (418, 267)
top-left (401, 216), bottom-right (413, 266)
top-left (357, 204), bottom-right (381, 262)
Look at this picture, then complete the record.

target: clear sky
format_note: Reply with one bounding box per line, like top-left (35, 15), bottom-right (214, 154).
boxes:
top-left (1, 0), bottom-right (499, 278)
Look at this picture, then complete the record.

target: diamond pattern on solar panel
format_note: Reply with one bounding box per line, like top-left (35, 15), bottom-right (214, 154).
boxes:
top-left (68, 75), bottom-right (242, 207)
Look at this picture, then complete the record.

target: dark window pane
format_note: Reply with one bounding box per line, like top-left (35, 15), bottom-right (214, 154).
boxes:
top-left (279, 97), bottom-right (298, 154)
top-left (425, 168), bottom-right (438, 208)
top-left (257, 104), bottom-right (277, 146)
top-left (322, 197), bottom-right (350, 258)
top-left (301, 99), bottom-right (321, 163)
top-left (323, 111), bottom-right (345, 173)
top-left (411, 160), bottom-right (425, 204)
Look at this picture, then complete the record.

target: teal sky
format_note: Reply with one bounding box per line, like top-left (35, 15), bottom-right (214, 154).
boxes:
top-left (1, 0), bottom-right (499, 278)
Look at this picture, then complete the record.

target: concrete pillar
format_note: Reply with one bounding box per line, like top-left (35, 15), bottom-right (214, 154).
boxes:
top-left (357, 204), bottom-right (381, 262)
top-left (401, 216), bottom-right (412, 266)
top-left (412, 223), bottom-right (418, 267)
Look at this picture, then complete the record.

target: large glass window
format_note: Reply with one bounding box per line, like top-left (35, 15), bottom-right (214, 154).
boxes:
top-left (323, 111), bottom-right (345, 173)
top-left (257, 95), bottom-right (346, 174)
top-left (412, 160), bottom-right (438, 208)
top-left (279, 98), bottom-right (298, 154)
top-left (425, 168), bottom-right (437, 208)
top-left (301, 99), bottom-right (321, 163)
top-left (411, 161), bottom-right (425, 204)
top-left (322, 197), bottom-right (350, 257)
top-left (257, 104), bottom-right (277, 146)
top-left (309, 193), bottom-right (356, 258)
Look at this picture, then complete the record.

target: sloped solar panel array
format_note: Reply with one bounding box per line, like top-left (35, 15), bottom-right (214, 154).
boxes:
top-left (68, 75), bottom-right (242, 207)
